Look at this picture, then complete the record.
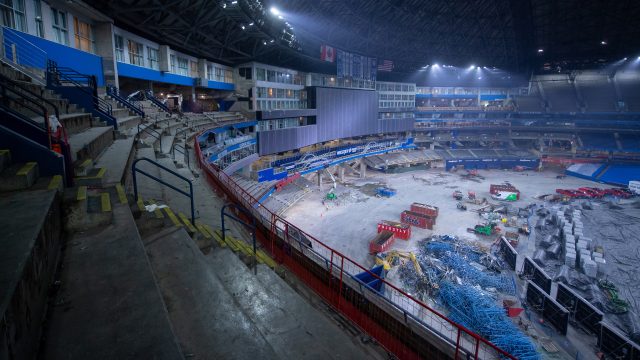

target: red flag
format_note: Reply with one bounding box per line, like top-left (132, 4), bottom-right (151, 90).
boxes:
top-left (320, 45), bottom-right (335, 62)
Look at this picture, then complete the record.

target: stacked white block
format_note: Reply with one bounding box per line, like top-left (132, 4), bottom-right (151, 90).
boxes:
top-left (583, 258), bottom-right (598, 277)
top-left (595, 257), bottom-right (607, 275)
top-left (565, 251), bottom-right (577, 268)
top-left (577, 240), bottom-right (590, 250)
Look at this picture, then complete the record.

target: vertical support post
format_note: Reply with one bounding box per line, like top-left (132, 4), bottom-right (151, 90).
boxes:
top-left (189, 181), bottom-right (195, 226)
top-left (10, 43), bottom-right (17, 63)
top-left (132, 165), bottom-right (139, 201)
top-left (220, 206), bottom-right (226, 244)
top-left (252, 228), bottom-right (257, 275)
top-left (329, 250), bottom-right (334, 289)
top-left (474, 338), bottom-right (480, 359)
top-left (454, 330), bottom-right (461, 360)
top-left (338, 256), bottom-right (344, 307)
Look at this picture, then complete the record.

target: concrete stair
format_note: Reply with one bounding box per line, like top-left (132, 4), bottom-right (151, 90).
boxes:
top-left (40, 203), bottom-right (184, 359)
top-left (68, 126), bottom-right (114, 164)
top-left (0, 147), bottom-right (64, 360)
top-left (0, 188), bottom-right (62, 360)
top-left (0, 161), bottom-right (39, 191)
top-left (63, 185), bottom-right (114, 232)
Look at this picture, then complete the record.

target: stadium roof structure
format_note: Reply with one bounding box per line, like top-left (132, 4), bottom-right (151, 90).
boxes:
top-left (90, 0), bottom-right (640, 74)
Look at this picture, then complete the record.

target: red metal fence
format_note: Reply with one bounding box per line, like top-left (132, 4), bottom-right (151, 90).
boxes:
top-left (194, 138), bottom-right (516, 360)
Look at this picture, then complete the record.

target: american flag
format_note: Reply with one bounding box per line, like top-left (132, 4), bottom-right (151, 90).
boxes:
top-left (377, 59), bottom-right (394, 72)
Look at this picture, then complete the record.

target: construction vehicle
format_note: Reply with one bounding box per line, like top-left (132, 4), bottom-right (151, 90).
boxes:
top-left (375, 250), bottom-right (423, 276)
top-left (457, 202), bottom-right (467, 211)
top-left (468, 222), bottom-right (500, 236)
top-left (468, 191), bottom-right (476, 200)
top-left (453, 190), bottom-right (463, 200)
top-left (491, 191), bottom-right (518, 202)
top-left (598, 279), bottom-right (629, 314)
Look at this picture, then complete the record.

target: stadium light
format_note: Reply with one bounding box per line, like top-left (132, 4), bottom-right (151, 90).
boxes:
top-left (270, 7), bottom-right (280, 15)
top-left (601, 40), bottom-right (607, 45)
top-left (469, 65), bottom-right (476, 70)
top-left (433, 63), bottom-right (439, 68)
top-left (537, 49), bottom-right (544, 53)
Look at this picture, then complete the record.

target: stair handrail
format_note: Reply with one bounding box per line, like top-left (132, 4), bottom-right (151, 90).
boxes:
top-left (46, 60), bottom-right (117, 129)
top-left (172, 143), bottom-right (190, 168)
top-left (144, 90), bottom-right (171, 114)
top-left (106, 84), bottom-right (145, 117)
top-left (131, 157), bottom-right (195, 225)
top-left (0, 72), bottom-right (73, 185)
top-left (136, 122), bottom-right (163, 150)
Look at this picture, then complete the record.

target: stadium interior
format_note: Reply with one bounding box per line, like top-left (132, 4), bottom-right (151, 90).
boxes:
top-left (1, 0), bottom-right (640, 359)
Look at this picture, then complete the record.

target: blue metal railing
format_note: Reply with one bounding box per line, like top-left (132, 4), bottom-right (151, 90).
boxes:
top-left (0, 72), bottom-right (73, 185)
top-left (46, 60), bottom-right (117, 129)
top-left (1, 26), bottom-right (46, 81)
top-left (144, 90), bottom-right (171, 114)
top-left (132, 157), bottom-right (195, 225)
top-left (106, 84), bottom-right (145, 118)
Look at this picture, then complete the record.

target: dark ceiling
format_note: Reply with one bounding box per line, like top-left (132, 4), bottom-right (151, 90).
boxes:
top-left (88, 0), bottom-right (640, 76)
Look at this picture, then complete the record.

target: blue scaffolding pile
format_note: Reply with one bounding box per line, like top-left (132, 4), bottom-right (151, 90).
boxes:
top-left (423, 242), bottom-right (514, 294)
top-left (439, 282), bottom-right (540, 360)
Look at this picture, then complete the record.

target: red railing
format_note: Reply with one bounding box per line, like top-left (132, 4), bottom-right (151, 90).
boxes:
top-left (194, 135), bottom-right (516, 360)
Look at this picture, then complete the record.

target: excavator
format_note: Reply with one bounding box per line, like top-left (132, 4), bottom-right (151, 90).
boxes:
top-left (375, 250), bottom-right (423, 276)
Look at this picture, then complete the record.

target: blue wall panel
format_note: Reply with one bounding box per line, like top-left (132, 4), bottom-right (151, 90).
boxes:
top-left (118, 62), bottom-right (194, 86)
top-left (9, 29), bottom-right (104, 85)
top-left (208, 80), bottom-right (234, 91)
top-left (118, 62), bottom-right (234, 89)
top-left (479, 95), bottom-right (507, 101)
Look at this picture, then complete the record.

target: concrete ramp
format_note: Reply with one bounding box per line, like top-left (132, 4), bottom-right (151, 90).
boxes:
top-left (142, 225), bottom-right (369, 359)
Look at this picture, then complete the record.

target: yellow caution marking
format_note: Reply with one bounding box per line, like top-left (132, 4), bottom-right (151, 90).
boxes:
top-left (101, 192), bottom-right (112, 212)
top-left (115, 184), bottom-right (127, 204)
top-left (163, 207), bottom-right (182, 227)
top-left (95, 167), bottom-right (106, 178)
top-left (16, 162), bottom-right (37, 176)
top-left (205, 224), bottom-right (225, 247)
top-left (77, 186), bottom-right (87, 201)
top-left (48, 175), bottom-right (62, 191)
top-left (136, 197), bottom-right (145, 212)
top-left (195, 222), bottom-right (213, 239)
top-left (178, 212), bottom-right (197, 233)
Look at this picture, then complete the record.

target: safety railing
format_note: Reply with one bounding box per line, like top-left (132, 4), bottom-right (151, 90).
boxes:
top-left (136, 122), bottom-right (162, 150)
top-left (0, 72), bottom-right (73, 185)
top-left (194, 134), bottom-right (516, 360)
top-left (172, 143), bottom-right (190, 169)
top-left (106, 84), bottom-right (145, 118)
top-left (0, 26), bottom-right (47, 83)
top-left (144, 90), bottom-right (171, 115)
top-left (46, 60), bottom-right (117, 129)
top-left (131, 157), bottom-right (195, 225)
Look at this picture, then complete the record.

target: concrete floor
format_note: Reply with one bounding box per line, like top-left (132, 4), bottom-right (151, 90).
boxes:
top-left (279, 167), bottom-right (636, 359)
top-left (283, 168), bottom-right (614, 267)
